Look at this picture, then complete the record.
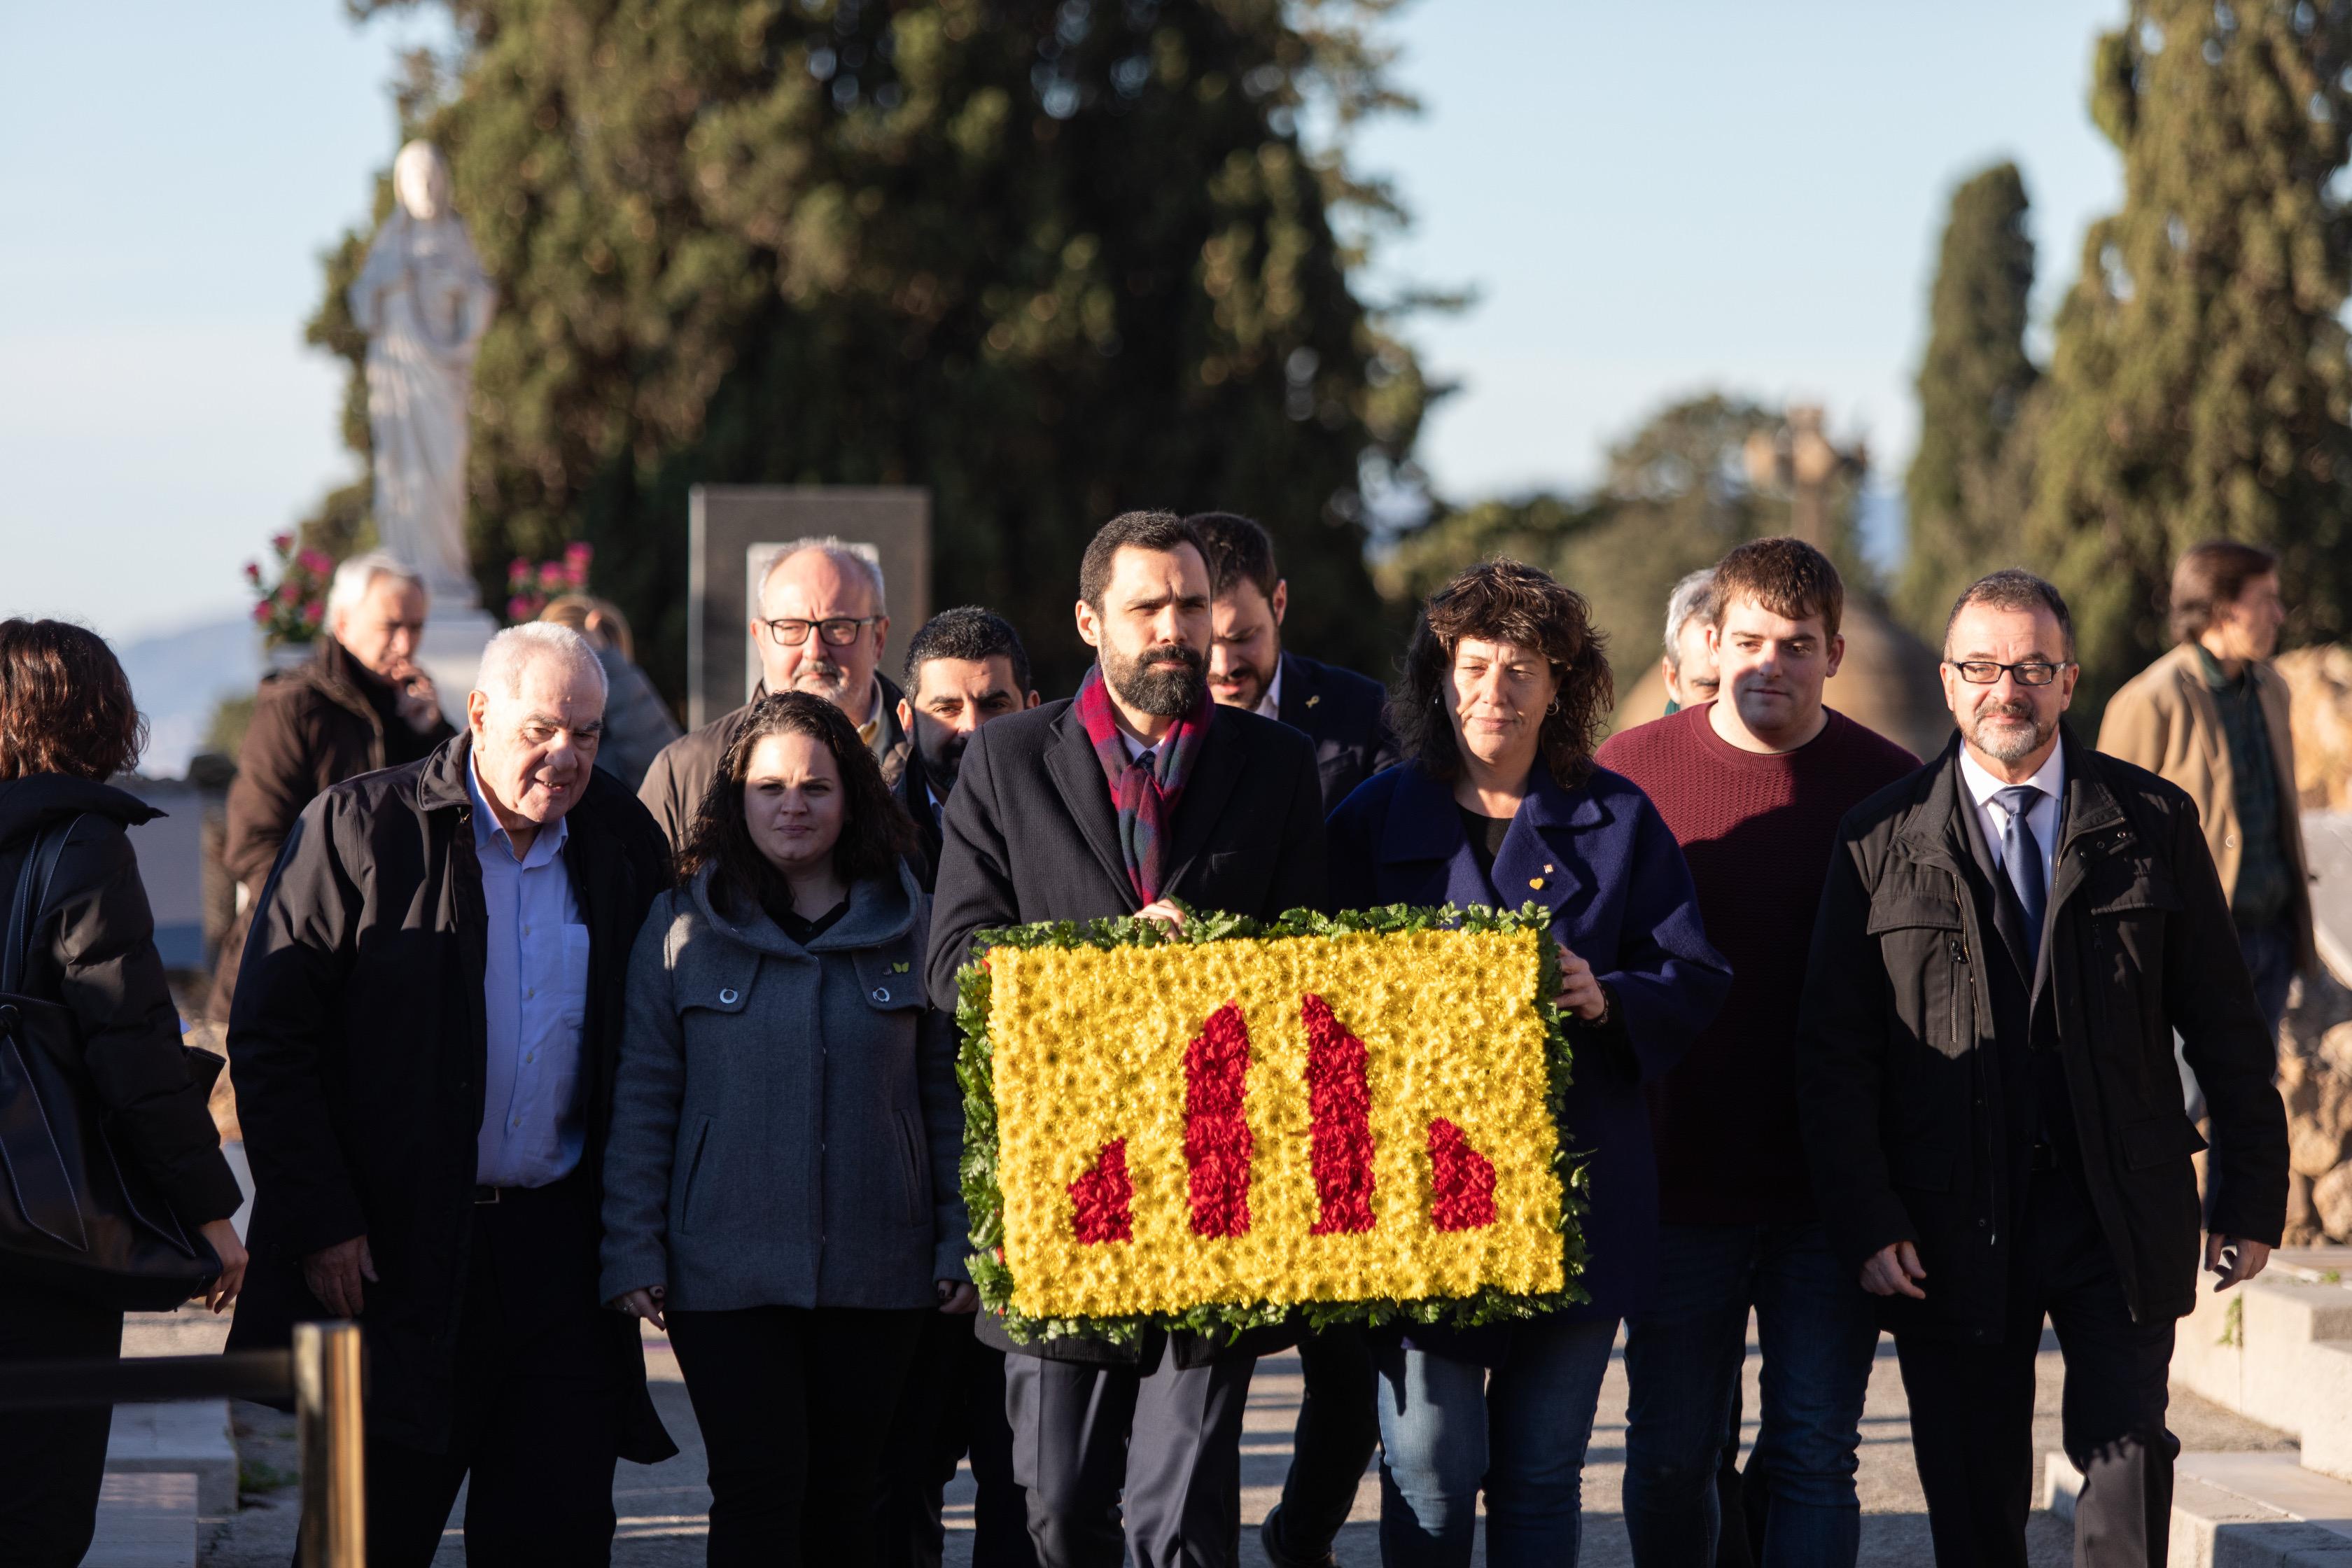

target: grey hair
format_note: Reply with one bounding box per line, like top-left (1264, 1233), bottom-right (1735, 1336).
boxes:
top-left (756, 537), bottom-right (888, 617)
top-left (473, 623), bottom-right (608, 703)
top-left (326, 550), bottom-right (428, 622)
top-left (1942, 568), bottom-right (2076, 662)
top-left (1661, 568), bottom-right (1718, 671)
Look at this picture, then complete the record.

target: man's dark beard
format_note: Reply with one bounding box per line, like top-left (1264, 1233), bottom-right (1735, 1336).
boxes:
top-left (1103, 640), bottom-right (1207, 718)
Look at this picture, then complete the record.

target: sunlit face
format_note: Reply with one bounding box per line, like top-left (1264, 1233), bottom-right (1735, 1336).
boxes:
top-left (1076, 545), bottom-right (1212, 718)
top-left (393, 141), bottom-right (451, 222)
top-left (902, 654), bottom-right (1031, 792)
top-left (1662, 614), bottom-right (1718, 708)
top-left (466, 654), bottom-right (605, 827)
top-left (332, 575), bottom-right (428, 684)
top-left (753, 551), bottom-right (888, 722)
top-left (743, 730), bottom-right (846, 878)
top-left (1442, 637), bottom-right (1560, 776)
top-left (1208, 578), bottom-right (1288, 712)
top-left (1940, 603), bottom-right (2077, 769)
top-left (2211, 571), bottom-right (2286, 664)
top-left (1709, 594), bottom-right (1842, 741)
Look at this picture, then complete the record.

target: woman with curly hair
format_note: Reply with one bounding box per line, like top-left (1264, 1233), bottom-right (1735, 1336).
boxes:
top-left (598, 691), bottom-right (971, 1567)
top-left (0, 620), bottom-right (248, 1566)
top-left (1326, 561), bottom-right (1731, 1567)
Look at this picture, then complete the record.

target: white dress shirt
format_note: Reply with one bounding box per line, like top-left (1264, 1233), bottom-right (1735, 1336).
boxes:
top-left (468, 756), bottom-right (591, 1189)
top-left (1252, 660), bottom-right (1284, 722)
top-left (1958, 742), bottom-right (2065, 898)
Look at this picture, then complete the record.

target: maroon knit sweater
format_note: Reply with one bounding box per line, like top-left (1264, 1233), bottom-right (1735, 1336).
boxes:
top-left (1595, 702), bottom-right (1919, 1226)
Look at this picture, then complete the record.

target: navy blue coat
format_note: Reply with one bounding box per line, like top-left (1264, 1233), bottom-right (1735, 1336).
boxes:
top-left (1327, 761), bottom-right (1730, 1339)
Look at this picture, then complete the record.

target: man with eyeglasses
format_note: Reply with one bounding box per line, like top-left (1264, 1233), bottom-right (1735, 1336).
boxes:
top-left (639, 536), bottom-right (913, 850)
top-left (1795, 570), bottom-right (2286, 1568)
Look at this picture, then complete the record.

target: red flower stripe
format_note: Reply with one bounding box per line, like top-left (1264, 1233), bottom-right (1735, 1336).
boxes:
top-left (1184, 1002), bottom-right (1255, 1237)
top-left (1068, 1138), bottom-right (1133, 1244)
top-left (1427, 1118), bottom-right (1498, 1231)
top-left (1301, 994), bottom-right (1376, 1234)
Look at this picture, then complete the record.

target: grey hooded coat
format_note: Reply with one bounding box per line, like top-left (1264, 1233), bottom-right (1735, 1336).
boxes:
top-left (599, 859), bottom-right (967, 1312)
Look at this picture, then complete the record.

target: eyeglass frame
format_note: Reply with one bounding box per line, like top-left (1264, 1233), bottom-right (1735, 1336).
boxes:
top-left (759, 615), bottom-right (881, 648)
top-left (1943, 657), bottom-right (2073, 687)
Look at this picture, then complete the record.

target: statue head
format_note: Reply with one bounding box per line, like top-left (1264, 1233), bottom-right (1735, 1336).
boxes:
top-left (392, 141), bottom-right (453, 223)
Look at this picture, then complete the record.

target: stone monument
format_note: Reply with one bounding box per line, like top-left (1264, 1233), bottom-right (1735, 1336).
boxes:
top-left (349, 139), bottom-right (501, 713)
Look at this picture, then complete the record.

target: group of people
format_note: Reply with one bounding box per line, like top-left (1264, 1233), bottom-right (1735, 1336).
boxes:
top-left (0, 510), bottom-right (2298, 1568)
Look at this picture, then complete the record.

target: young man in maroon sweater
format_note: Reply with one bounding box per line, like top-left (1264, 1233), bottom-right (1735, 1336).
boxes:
top-left (1595, 537), bottom-right (1919, 1567)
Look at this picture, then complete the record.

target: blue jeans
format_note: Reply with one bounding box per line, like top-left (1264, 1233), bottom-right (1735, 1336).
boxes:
top-left (1620, 1222), bottom-right (1877, 1567)
top-left (1373, 1315), bottom-right (1618, 1567)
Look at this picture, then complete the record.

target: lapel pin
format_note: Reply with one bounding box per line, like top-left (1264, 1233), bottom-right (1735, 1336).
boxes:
top-left (1544, 863), bottom-right (1554, 873)
top-left (1530, 876), bottom-right (1546, 890)
top-left (1306, 694), bottom-right (1322, 708)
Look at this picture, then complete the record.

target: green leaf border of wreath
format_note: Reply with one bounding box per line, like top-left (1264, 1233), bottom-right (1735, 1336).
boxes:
top-left (955, 899), bottom-right (1590, 1348)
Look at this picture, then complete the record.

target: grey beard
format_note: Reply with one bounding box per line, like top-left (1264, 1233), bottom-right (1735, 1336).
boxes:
top-left (1966, 707), bottom-right (2050, 764)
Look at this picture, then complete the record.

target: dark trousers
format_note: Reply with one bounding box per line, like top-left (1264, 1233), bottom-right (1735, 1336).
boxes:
top-left (1003, 1346), bottom-right (1256, 1568)
top-left (1623, 1220), bottom-right (1877, 1567)
top-left (1269, 1326), bottom-right (1379, 1558)
top-left (668, 1302), bottom-right (928, 1568)
top-left (1893, 1161), bottom-right (2178, 1568)
top-left (0, 1282), bottom-right (122, 1567)
top-left (359, 1177), bottom-right (625, 1567)
top-left (876, 1309), bottom-right (1038, 1568)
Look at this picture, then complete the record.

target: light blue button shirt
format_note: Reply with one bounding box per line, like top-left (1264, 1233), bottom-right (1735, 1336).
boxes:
top-left (468, 756), bottom-right (590, 1188)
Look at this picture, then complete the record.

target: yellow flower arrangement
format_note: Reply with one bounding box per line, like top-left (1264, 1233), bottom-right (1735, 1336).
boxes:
top-left (956, 903), bottom-right (1584, 1343)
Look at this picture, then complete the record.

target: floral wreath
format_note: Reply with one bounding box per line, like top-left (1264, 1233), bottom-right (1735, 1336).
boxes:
top-left (956, 902), bottom-right (1588, 1348)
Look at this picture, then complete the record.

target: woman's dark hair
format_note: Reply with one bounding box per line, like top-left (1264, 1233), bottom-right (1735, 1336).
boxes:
top-left (0, 620), bottom-right (146, 783)
top-left (1390, 559), bottom-right (1613, 788)
top-left (679, 691), bottom-right (916, 916)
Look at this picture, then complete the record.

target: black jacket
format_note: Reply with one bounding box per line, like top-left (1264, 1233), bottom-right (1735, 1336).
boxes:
top-left (1796, 729), bottom-right (2288, 1340)
top-left (1276, 652), bottom-right (1401, 814)
top-left (894, 744), bottom-right (944, 894)
top-left (223, 738), bottom-right (676, 1460)
top-left (925, 695), bottom-right (1328, 1365)
top-left (0, 778), bottom-right (241, 1230)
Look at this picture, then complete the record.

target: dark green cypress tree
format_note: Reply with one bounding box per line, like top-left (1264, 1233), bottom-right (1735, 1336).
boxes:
top-left (1899, 162), bottom-right (2039, 640)
top-left (307, 0), bottom-right (1429, 696)
top-left (2031, 0), bottom-right (2352, 706)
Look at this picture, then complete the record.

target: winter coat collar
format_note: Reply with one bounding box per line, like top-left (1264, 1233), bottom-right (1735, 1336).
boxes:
top-left (683, 856), bottom-right (921, 959)
top-left (0, 774), bottom-right (160, 850)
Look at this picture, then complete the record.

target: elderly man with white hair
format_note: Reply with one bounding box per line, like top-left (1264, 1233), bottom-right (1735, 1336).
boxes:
top-left (211, 550), bottom-right (456, 1020)
top-left (226, 622), bottom-right (677, 1567)
top-left (640, 535), bottom-right (913, 849)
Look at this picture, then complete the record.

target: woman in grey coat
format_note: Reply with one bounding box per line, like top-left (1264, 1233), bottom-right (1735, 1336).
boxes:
top-left (601, 691), bottom-right (971, 1567)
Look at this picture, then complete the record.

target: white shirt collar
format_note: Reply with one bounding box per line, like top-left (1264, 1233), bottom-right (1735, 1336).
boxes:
top-left (1958, 741), bottom-right (2064, 814)
top-left (1252, 659), bottom-right (1284, 722)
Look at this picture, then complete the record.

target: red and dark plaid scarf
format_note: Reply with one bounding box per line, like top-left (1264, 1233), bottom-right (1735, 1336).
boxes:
top-left (1074, 663), bottom-right (1212, 904)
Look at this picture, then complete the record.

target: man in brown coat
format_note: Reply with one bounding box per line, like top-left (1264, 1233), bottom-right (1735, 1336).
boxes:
top-left (639, 536), bottom-right (911, 852)
top-left (2099, 540), bottom-right (2313, 1042)
top-left (211, 552), bottom-right (454, 1019)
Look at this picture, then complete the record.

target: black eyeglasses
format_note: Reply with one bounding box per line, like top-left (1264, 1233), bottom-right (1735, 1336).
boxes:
top-left (1949, 659), bottom-right (2068, 687)
top-left (762, 616), bottom-right (878, 648)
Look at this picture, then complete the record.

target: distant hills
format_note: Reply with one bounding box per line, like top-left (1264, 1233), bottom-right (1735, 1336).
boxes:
top-left (117, 615), bottom-right (261, 779)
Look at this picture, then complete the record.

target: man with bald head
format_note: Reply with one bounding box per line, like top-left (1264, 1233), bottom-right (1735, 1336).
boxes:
top-left (640, 536), bottom-right (913, 849)
top-left (227, 624), bottom-right (677, 1565)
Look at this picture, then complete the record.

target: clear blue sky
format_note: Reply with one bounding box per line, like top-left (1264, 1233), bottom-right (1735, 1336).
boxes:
top-left (0, 0), bottom-right (2124, 641)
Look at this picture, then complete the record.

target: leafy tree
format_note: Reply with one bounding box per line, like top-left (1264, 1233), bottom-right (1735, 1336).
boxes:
top-left (1380, 394), bottom-right (1821, 689)
top-left (1899, 161), bottom-right (2040, 640)
top-left (309, 0), bottom-right (1431, 697)
top-left (2031, 0), bottom-right (2352, 707)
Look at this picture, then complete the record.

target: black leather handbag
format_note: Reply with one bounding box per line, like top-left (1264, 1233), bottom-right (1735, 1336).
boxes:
top-left (0, 816), bottom-right (221, 1310)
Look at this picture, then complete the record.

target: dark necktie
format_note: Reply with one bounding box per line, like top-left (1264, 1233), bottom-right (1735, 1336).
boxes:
top-left (1993, 784), bottom-right (2047, 944)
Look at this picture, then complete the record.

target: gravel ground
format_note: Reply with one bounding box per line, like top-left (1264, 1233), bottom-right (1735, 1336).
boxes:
top-left (176, 1311), bottom-right (2293, 1567)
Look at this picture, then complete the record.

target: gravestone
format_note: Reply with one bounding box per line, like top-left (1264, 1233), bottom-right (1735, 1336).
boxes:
top-left (687, 486), bottom-right (931, 728)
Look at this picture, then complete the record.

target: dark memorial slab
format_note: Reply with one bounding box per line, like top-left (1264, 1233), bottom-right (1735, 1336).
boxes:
top-left (687, 485), bottom-right (931, 728)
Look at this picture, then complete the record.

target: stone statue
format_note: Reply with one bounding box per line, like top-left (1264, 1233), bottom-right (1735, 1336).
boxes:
top-left (350, 141), bottom-right (497, 606)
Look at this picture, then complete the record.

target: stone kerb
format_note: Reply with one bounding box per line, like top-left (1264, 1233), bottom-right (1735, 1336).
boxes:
top-left (2172, 1251), bottom-right (2352, 1479)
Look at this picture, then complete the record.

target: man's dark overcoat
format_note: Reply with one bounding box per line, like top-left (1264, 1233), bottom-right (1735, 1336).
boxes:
top-left (224, 736), bottom-right (676, 1461)
top-left (1275, 651), bottom-right (1401, 814)
top-left (1796, 729), bottom-right (2288, 1342)
top-left (924, 696), bottom-right (1328, 1368)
